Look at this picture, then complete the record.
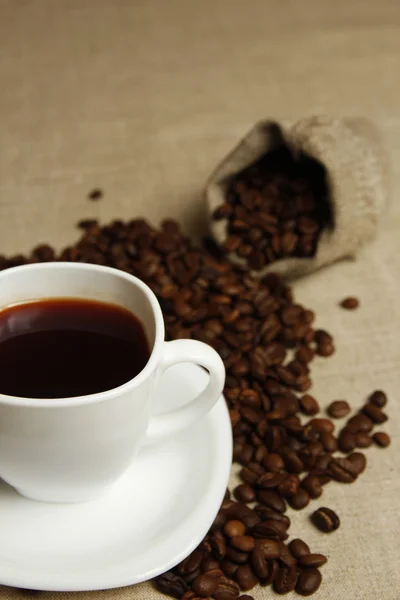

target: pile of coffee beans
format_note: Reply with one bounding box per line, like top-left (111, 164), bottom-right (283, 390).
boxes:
top-left (212, 146), bottom-right (332, 271)
top-left (0, 217), bottom-right (390, 599)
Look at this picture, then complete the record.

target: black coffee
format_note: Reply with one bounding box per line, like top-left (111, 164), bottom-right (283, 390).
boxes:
top-left (0, 298), bottom-right (150, 398)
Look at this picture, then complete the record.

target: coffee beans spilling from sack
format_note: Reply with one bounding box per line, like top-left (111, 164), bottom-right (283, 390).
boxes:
top-left (206, 116), bottom-right (389, 279)
top-left (0, 218), bottom-right (390, 599)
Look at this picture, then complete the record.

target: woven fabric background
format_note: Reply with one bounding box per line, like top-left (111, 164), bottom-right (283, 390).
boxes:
top-left (0, 1), bottom-right (399, 599)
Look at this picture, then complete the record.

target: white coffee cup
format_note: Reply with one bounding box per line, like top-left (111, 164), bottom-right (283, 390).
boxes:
top-left (0, 263), bottom-right (225, 503)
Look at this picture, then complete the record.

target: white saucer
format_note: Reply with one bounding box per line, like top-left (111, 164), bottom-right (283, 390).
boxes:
top-left (0, 364), bottom-right (232, 592)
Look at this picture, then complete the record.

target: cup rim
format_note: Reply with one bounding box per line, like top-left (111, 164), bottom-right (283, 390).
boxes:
top-left (0, 262), bottom-right (165, 408)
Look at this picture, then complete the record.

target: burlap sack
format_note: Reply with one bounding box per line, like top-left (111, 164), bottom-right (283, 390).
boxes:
top-left (206, 115), bottom-right (390, 279)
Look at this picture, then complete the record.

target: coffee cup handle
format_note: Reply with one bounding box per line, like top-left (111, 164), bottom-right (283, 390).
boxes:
top-left (145, 339), bottom-right (225, 444)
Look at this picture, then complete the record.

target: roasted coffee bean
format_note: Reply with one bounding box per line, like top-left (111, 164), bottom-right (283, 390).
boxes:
top-left (252, 520), bottom-right (288, 541)
top-left (263, 453), bottom-right (285, 473)
top-left (283, 451), bottom-right (304, 474)
top-left (278, 473), bottom-right (300, 498)
top-left (230, 536), bottom-right (255, 553)
top-left (299, 394), bottom-right (320, 416)
top-left (311, 507), bottom-right (340, 532)
top-left (154, 572), bottom-right (188, 598)
top-left (213, 576), bottom-right (241, 600)
top-left (327, 400), bottom-right (350, 418)
top-left (273, 565), bottom-right (298, 594)
top-left (369, 390), bottom-right (387, 408)
top-left (346, 414), bottom-right (373, 433)
top-left (239, 467), bottom-right (258, 487)
top-left (221, 559), bottom-right (239, 578)
top-left (309, 418), bottom-right (334, 434)
top-left (337, 428), bottom-right (357, 453)
top-left (210, 531), bottom-right (227, 559)
top-left (355, 432), bottom-right (372, 448)
top-left (177, 549), bottom-right (204, 575)
top-left (328, 458), bottom-right (357, 483)
top-left (289, 539), bottom-right (310, 559)
top-left (373, 431), bottom-right (391, 447)
top-left (299, 552), bottom-right (328, 569)
top-left (340, 296), bottom-right (359, 310)
top-left (362, 403), bottom-right (388, 424)
top-left (201, 556), bottom-right (221, 573)
top-left (192, 573), bottom-right (220, 596)
top-left (225, 547), bottom-right (249, 565)
top-left (234, 565), bottom-right (259, 591)
top-left (234, 484), bottom-right (256, 504)
top-left (347, 452), bottom-right (367, 474)
top-left (224, 520), bottom-right (246, 538)
top-left (256, 472), bottom-right (285, 489)
top-left (256, 490), bottom-right (286, 513)
top-left (288, 488), bottom-right (310, 510)
top-left (250, 545), bottom-right (269, 579)
top-left (301, 475), bottom-right (322, 499)
top-left (320, 432), bottom-right (338, 453)
top-left (296, 568), bottom-right (322, 596)
top-left (254, 507), bottom-right (290, 529)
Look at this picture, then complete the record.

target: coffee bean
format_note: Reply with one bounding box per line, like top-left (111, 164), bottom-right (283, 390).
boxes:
top-left (192, 573), bottom-right (220, 596)
top-left (230, 536), bottom-right (255, 553)
top-left (301, 476), bottom-right (322, 499)
top-left (311, 507), bottom-right (340, 532)
top-left (221, 559), bottom-right (239, 579)
top-left (213, 575), bottom-right (240, 600)
top-left (210, 531), bottom-right (227, 559)
top-left (256, 490), bottom-right (286, 513)
top-left (299, 394), bottom-right (320, 416)
top-left (369, 390), bottom-right (387, 408)
top-left (299, 553), bottom-right (327, 569)
top-left (338, 428), bottom-right (357, 453)
top-left (328, 458), bottom-right (357, 483)
top-left (250, 545), bottom-right (270, 579)
top-left (201, 556), bottom-right (221, 573)
top-left (178, 549), bottom-right (204, 575)
top-left (355, 432), bottom-right (372, 448)
top-left (346, 414), bottom-right (373, 433)
top-left (373, 431), bottom-right (391, 447)
top-left (340, 297), bottom-right (359, 310)
top-left (296, 568), bottom-right (322, 596)
top-left (289, 539), bottom-right (310, 559)
top-left (234, 565), bottom-right (258, 591)
top-left (288, 488), bottom-right (310, 510)
top-left (224, 521), bottom-right (246, 538)
top-left (362, 403), bottom-right (388, 424)
top-left (263, 453), bottom-right (285, 473)
top-left (327, 400), bottom-right (350, 418)
top-left (225, 547), bottom-right (249, 565)
top-left (255, 538), bottom-right (281, 559)
top-left (155, 572), bottom-right (188, 598)
top-left (273, 565), bottom-right (298, 594)
top-left (234, 484), bottom-right (256, 504)
top-left (251, 520), bottom-right (288, 541)
top-left (309, 418), bottom-right (334, 434)
top-left (347, 452), bottom-right (367, 474)
top-left (320, 431), bottom-right (338, 453)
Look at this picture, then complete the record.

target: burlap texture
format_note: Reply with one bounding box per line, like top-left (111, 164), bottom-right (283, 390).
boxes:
top-left (0, 1), bottom-right (399, 599)
top-left (206, 116), bottom-right (389, 279)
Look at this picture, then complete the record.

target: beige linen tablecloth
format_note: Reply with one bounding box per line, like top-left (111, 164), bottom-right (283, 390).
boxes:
top-left (0, 1), bottom-right (399, 599)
